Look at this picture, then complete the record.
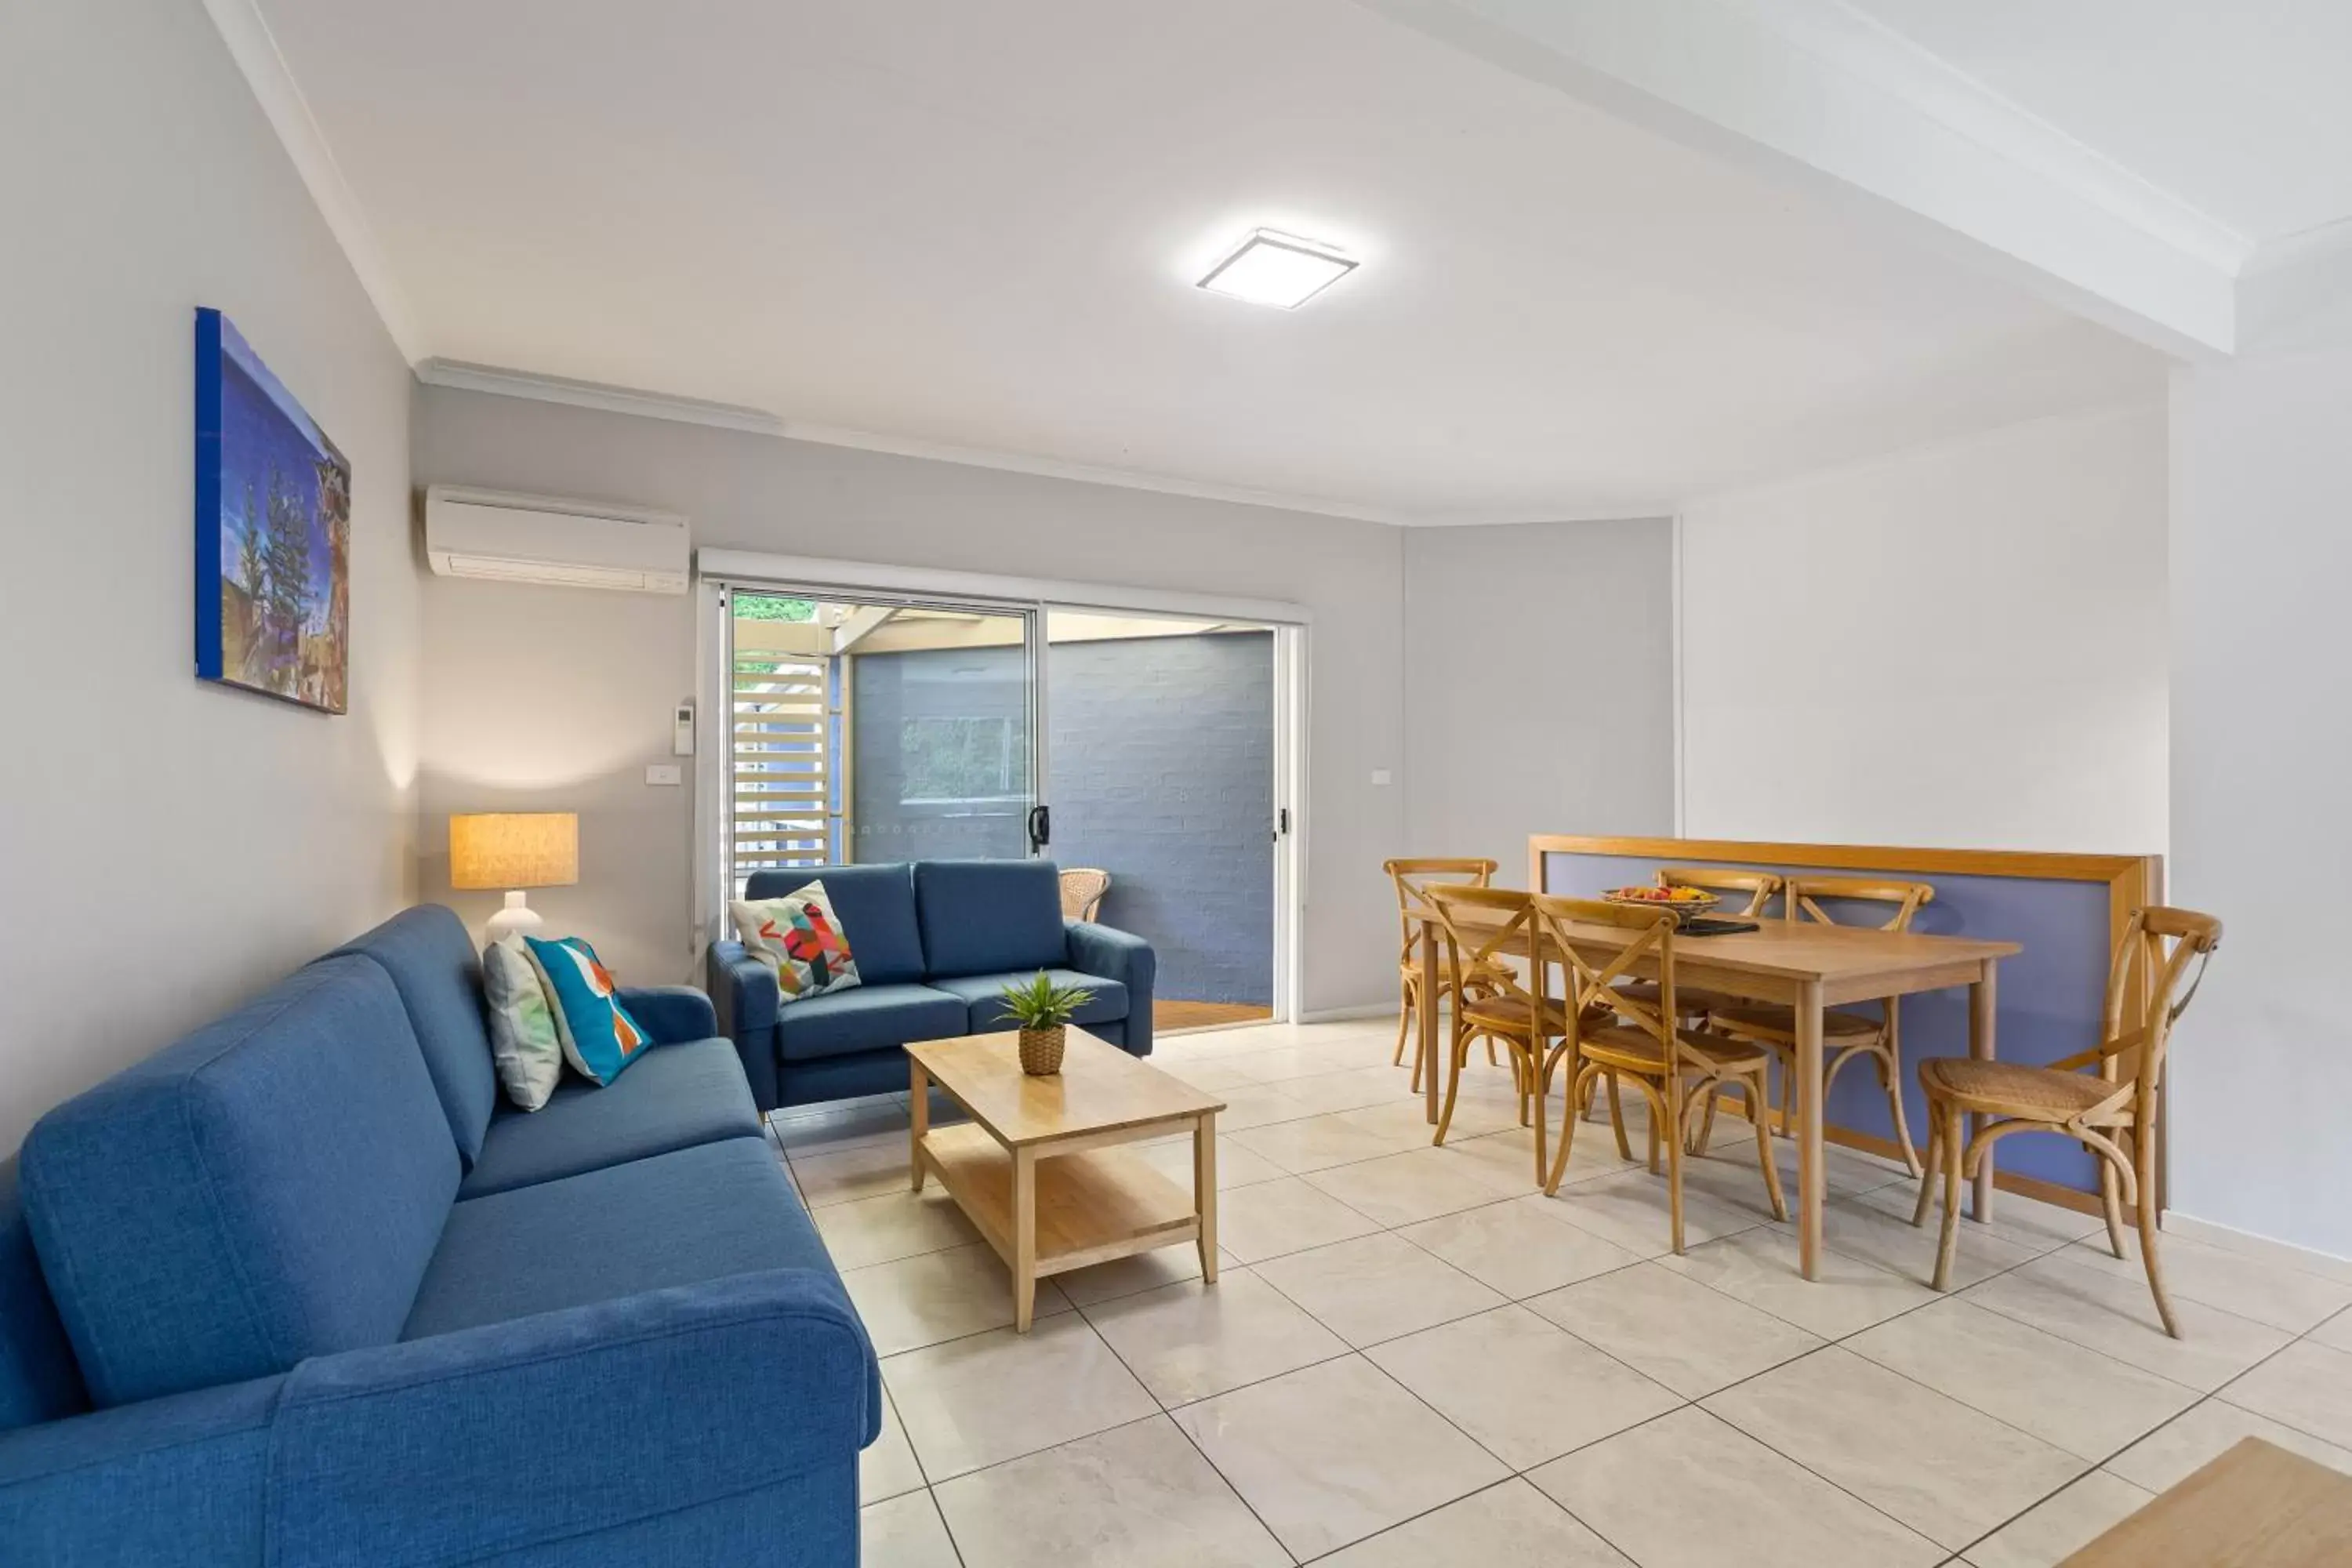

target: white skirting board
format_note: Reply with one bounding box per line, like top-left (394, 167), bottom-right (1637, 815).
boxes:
top-left (1298, 1003), bottom-right (1400, 1024)
top-left (2163, 1209), bottom-right (2352, 1285)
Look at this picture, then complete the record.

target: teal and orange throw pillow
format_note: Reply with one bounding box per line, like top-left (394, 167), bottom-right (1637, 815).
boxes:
top-left (521, 934), bottom-right (650, 1087)
top-left (729, 881), bottom-right (861, 1003)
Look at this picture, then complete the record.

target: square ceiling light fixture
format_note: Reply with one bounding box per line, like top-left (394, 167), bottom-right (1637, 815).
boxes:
top-left (1196, 229), bottom-right (1359, 310)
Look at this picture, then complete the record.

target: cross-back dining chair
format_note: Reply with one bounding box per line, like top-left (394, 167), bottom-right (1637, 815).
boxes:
top-left (1421, 884), bottom-right (1594, 1181)
top-left (1532, 894), bottom-right (1785, 1253)
top-left (1385, 858), bottom-right (1508, 1088)
top-left (1912, 905), bottom-right (2221, 1336)
top-left (1710, 876), bottom-right (1936, 1175)
top-left (1610, 866), bottom-right (1784, 1029)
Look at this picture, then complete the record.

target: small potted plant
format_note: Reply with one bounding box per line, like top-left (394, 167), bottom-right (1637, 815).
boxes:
top-left (996, 971), bottom-right (1094, 1076)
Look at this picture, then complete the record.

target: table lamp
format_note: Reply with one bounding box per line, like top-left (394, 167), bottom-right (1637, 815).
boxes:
top-left (449, 812), bottom-right (579, 946)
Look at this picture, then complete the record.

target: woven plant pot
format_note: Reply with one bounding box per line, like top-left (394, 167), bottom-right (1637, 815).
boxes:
top-left (1018, 1025), bottom-right (1067, 1076)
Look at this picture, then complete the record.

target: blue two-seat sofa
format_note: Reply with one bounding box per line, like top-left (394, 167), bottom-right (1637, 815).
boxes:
top-left (710, 858), bottom-right (1158, 1111)
top-left (0, 905), bottom-right (876, 1566)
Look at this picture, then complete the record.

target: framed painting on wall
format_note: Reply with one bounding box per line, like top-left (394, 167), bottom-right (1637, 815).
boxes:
top-left (194, 307), bottom-right (350, 713)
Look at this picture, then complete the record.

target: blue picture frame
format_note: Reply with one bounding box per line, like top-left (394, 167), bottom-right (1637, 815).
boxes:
top-left (194, 308), bottom-right (350, 713)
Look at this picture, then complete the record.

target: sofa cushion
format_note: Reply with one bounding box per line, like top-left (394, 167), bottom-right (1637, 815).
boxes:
top-left (459, 1037), bottom-right (762, 1199)
top-left (524, 935), bottom-right (652, 1087)
top-left (482, 938), bottom-right (563, 1111)
top-left (331, 905), bottom-right (499, 1167)
top-left (925, 969), bottom-right (1130, 1036)
top-left (0, 1158), bottom-right (88, 1433)
top-left (775, 984), bottom-right (969, 1063)
top-left (746, 862), bottom-right (924, 985)
top-left (404, 1137), bottom-right (833, 1340)
top-left (21, 958), bottom-right (459, 1406)
top-left (731, 882), bottom-right (861, 1001)
top-left (914, 860), bottom-right (1069, 978)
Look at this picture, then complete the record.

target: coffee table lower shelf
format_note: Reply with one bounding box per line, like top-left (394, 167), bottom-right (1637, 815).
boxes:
top-left (918, 1123), bottom-right (1201, 1287)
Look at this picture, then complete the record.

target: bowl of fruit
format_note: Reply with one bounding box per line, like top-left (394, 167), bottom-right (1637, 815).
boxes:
top-left (1600, 884), bottom-right (1721, 925)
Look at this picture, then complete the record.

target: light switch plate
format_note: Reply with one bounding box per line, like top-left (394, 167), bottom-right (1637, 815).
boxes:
top-left (645, 764), bottom-right (683, 786)
top-left (1370, 768), bottom-right (1392, 786)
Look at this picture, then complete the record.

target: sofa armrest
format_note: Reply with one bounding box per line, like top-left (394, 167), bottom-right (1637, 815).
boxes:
top-left (614, 984), bottom-right (717, 1046)
top-left (707, 941), bottom-right (782, 1110)
top-left (0, 1373), bottom-right (282, 1563)
top-left (269, 1269), bottom-right (877, 1566)
top-left (1066, 920), bottom-right (1156, 1057)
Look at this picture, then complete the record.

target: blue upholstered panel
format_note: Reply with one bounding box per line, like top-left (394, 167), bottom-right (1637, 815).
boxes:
top-left (459, 1038), bottom-right (761, 1199)
top-left (775, 985), bottom-right (968, 1064)
top-left (287, 1271), bottom-right (873, 1567)
top-left (612, 984), bottom-right (718, 1045)
top-left (0, 1159), bottom-right (86, 1433)
top-left (746, 863), bottom-right (925, 985)
top-left (0, 1373), bottom-right (278, 1563)
top-left (777, 1050), bottom-right (921, 1109)
top-left (1066, 920), bottom-right (1157, 1058)
top-left (479, 1464), bottom-right (858, 1568)
top-left (21, 958), bottom-right (459, 1406)
top-left (405, 1138), bottom-right (833, 1341)
top-left (709, 942), bottom-right (782, 1109)
top-left (914, 859), bottom-right (1070, 977)
top-left (330, 905), bottom-right (499, 1167)
top-left (925, 969), bottom-right (1129, 1036)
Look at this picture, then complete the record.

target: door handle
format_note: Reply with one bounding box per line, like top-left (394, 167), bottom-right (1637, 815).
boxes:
top-left (1027, 804), bottom-right (1051, 851)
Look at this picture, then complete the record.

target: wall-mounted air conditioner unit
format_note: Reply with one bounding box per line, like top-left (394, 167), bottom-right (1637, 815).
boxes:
top-left (423, 485), bottom-right (690, 593)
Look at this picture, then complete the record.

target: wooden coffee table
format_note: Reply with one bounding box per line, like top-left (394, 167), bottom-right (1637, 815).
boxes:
top-left (907, 1029), bottom-right (1225, 1331)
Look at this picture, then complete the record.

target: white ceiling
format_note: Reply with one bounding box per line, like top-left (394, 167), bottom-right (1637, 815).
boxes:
top-left (247, 0), bottom-right (2172, 521)
top-left (1844, 0), bottom-right (2352, 247)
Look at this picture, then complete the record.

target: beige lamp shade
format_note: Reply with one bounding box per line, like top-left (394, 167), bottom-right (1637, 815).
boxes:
top-left (449, 812), bottom-right (579, 891)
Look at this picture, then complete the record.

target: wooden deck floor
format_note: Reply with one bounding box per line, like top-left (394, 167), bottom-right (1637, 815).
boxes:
top-left (1153, 1000), bottom-right (1273, 1033)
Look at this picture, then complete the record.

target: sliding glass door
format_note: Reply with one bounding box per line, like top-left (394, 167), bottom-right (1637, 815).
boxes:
top-left (721, 586), bottom-right (1044, 897)
top-left (1043, 608), bottom-right (1283, 1027)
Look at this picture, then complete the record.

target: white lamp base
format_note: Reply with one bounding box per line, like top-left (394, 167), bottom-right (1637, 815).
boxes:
top-left (483, 891), bottom-right (546, 948)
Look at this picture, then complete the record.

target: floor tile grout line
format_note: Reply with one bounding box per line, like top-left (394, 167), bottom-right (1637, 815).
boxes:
top-left (848, 1027), bottom-right (2337, 1562)
top-left (1934, 1306), bottom-right (2331, 1562)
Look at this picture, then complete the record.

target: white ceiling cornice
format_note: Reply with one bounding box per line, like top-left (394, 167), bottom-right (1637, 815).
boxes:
top-left (416, 360), bottom-right (787, 436)
top-left (1352, 0), bottom-right (2244, 358)
top-left (1766, 2), bottom-right (2251, 274)
top-left (418, 361), bottom-right (1421, 526)
top-left (201, 0), bottom-right (426, 364)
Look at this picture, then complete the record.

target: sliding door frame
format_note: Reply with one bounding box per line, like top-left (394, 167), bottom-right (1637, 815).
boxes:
top-left (695, 550), bottom-right (1308, 1023)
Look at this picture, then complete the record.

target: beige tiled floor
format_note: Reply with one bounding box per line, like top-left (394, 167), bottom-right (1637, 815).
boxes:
top-left (770, 1018), bottom-right (2352, 1566)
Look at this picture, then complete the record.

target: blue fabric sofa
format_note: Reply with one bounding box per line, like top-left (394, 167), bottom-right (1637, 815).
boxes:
top-left (710, 859), bottom-right (1157, 1111)
top-left (0, 905), bottom-right (877, 1566)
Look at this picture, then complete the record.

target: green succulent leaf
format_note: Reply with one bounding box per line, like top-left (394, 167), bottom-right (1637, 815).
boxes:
top-left (995, 970), bottom-right (1094, 1028)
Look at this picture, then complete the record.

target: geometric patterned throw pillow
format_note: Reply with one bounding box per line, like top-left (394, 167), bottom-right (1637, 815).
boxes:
top-left (520, 934), bottom-right (651, 1087)
top-left (729, 880), bottom-right (861, 1004)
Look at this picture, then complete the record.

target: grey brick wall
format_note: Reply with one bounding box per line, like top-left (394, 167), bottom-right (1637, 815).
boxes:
top-left (849, 632), bottom-right (1273, 1004)
top-left (1047, 632), bottom-right (1273, 1006)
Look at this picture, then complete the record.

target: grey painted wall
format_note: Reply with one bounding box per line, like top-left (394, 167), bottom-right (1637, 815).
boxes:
top-left (0, 0), bottom-right (420, 1152)
top-left (1401, 518), bottom-right (1678, 871)
top-left (850, 645), bottom-right (1032, 863)
top-left (1048, 633), bottom-right (1274, 1005)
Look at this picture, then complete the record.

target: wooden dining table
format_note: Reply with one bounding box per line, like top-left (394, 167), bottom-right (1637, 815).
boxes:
top-left (1409, 902), bottom-right (2021, 1279)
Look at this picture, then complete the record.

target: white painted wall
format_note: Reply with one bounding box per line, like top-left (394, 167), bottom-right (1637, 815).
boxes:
top-left (1678, 405), bottom-right (2169, 854)
top-left (0, 0), bottom-right (421, 1151)
top-left (1401, 519), bottom-right (1678, 874)
top-left (2168, 340), bottom-right (2352, 1261)
top-left (410, 386), bottom-right (1406, 1014)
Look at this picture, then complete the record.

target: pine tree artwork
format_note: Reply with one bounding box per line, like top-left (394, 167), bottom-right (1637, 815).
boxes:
top-left (194, 309), bottom-right (352, 713)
